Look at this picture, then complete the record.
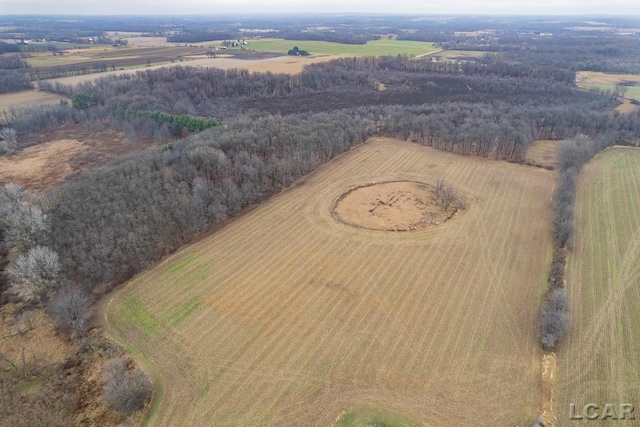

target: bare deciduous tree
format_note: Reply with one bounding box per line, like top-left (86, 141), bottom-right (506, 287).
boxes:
top-left (541, 288), bottom-right (569, 351)
top-left (433, 178), bottom-right (458, 211)
top-left (8, 246), bottom-right (61, 303)
top-left (102, 358), bottom-right (152, 415)
top-left (0, 183), bottom-right (49, 249)
top-left (47, 286), bottom-right (92, 334)
top-left (0, 128), bottom-right (17, 155)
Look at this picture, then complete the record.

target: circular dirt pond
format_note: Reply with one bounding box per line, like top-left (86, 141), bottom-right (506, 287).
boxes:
top-left (332, 181), bottom-right (456, 231)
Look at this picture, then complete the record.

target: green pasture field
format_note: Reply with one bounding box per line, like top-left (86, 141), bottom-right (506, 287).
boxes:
top-left (582, 82), bottom-right (640, 100)
top-left (245, 38), bottom-right (438, 57)
top-left (557, 147), bottom-right (640, 426)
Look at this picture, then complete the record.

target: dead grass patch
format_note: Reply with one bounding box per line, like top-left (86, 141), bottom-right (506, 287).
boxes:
top-left (615, 98), bottom-right (640, 114)
top-left (0, 124), bottom-right (151, 190)
top-left (525, 140), bottom-right (561, 169)
top-left (0, 140), bottom-right (87, 189)
top-left (0, 303), bottom-right (74, 369)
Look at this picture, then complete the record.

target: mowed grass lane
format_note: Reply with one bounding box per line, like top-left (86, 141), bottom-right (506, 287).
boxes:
top-left (558, 147), bottom-right (640, 425)
top-left (106, 138), bottom-right (555, 426)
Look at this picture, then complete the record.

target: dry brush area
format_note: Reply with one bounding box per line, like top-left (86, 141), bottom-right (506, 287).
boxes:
top-left (106, 138), bottom-right (556, 426)
top-left (557, 147), bottom-right (640, 425)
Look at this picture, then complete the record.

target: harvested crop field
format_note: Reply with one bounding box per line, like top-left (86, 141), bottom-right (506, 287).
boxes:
top-left (105, 138), bottom-right (556, 426)
top-left (557, 147), bottom-right (640, 425)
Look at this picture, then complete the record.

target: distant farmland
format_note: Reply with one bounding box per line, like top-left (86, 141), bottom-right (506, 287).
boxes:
top-left (558, 147), bottom-right (640, 426)
top-left (105, 138), bottom-right (555, 426)
top-left (246, 38), bottom-right (438, 57)
top-left (577, 71), bottom-right (640, 100)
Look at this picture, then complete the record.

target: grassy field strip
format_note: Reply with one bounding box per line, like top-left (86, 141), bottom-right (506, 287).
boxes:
top-left (107, 138), bottom-right (555, 426)
top-left (558, 148), bottom-right (640, 426)
top-left (577, 71), bottom-right (640, 101)
top-left (582, 83), bottom-right (640, 100)
top-left (246, 38), bottom-right (438, 57)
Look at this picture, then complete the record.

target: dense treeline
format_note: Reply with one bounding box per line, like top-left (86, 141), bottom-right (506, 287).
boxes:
top-left (377, 102), bottom-right (640, 161)
top-left (375, 56), bottom-right (576, 84)
top-left (0, 70), bottom-right (33, 94)
top-left (396, 31), bottom-right (453, 43)
top-left (36, 56), bottom-right (609, 124)
top-left (4, 28), bottom-right (107, 44)
top-left (442, 34), bottom-right (640, 75)
top-left (114, 109), bottom-right (220, 136)
top-left (0, 42), bottom-right (21, 54)
top-left (280, 31), bottom-right (379, 45)
top-left (45, 112), bottom-right (372, 288)
top-left (17, 55), bottom-right (630, 159)
top-left (0, 55), bottom-right (31, 70)
top-left (16, 99), bottom-right (637, 294)
top-left (166, 32), bottom-right (237, 43)
top-left (541, 130), bottom-right (635, 351)
top-left (376, 104), bottom-right (583, 161)
top-left (503, 36), bottom-right (640, 75)
top-left (25, 62), bottom-right (113, 81)
top-left (8, 105), bottom-right (83, 135)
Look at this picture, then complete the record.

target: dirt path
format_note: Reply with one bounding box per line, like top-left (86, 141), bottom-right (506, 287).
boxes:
top-left (541, 352), bottom-right (558, 426)
top-left (413, 49), bottom-right (443, 59)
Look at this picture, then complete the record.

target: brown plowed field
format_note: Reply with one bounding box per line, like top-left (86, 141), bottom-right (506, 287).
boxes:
top-left (557, 147), bottom-right (640, 425)
top-left (105, 138), bottom-right (555, 426)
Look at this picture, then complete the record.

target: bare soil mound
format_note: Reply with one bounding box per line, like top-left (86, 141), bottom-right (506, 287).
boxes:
top-left (332, 180), bottom-right (456, 231)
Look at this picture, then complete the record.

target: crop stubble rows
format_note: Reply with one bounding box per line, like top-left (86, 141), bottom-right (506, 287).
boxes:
top-left (107, 138), bottom-right (555, 426)
top-left (557, 148), bottom-right (640, 426)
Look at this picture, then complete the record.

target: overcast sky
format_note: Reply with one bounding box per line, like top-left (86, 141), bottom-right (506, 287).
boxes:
top-left (1, 0), bottom-right (639, 16)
